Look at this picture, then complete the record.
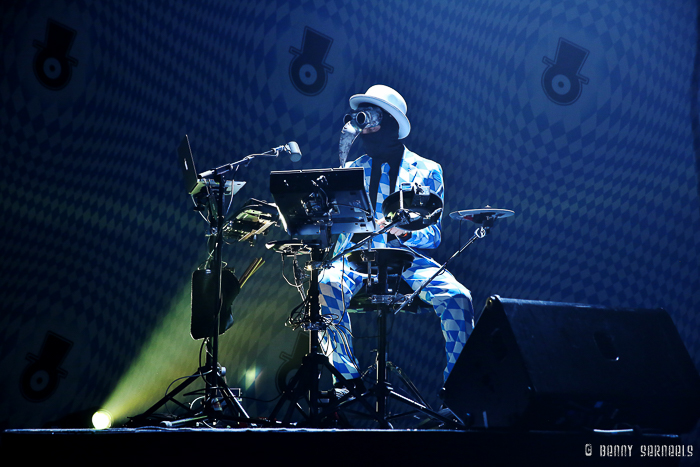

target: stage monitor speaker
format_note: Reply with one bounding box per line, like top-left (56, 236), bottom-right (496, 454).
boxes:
top-left (442, 296), bottom-right (700, 433)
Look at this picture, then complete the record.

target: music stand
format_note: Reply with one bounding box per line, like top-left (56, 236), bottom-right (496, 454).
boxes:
top-left (267, 167), bottom-right (379, 426)
top-left (270, 167), bottom-right (376, 243)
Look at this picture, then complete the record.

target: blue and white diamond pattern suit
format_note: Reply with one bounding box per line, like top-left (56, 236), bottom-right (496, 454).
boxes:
top-left (319, 148), bottom-right (474, 381)
top-left (372, 162), bottom-right (391, 248)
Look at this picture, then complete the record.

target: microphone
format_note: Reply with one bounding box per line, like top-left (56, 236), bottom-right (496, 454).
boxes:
top-left (286, 141), bottom-right (302, 162)
top-left (199, 141), bottom-right (302, 179)
top-left (269, 142), bottom-right (302, 162)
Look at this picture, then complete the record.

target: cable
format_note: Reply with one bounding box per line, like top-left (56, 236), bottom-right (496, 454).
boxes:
top-left (280, 254), bottom-right (307, 300)
top-left (224, 165), bottom-right (240, 216)
top-left (285, 297), bottom-right (310, 330)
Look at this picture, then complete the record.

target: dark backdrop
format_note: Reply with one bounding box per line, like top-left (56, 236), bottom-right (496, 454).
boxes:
top-left (1, 0), bottom-right (698, 442)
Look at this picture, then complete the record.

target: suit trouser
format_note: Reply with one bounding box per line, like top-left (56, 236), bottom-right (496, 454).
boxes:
top-left (318, 255), bottom-right (474, 382)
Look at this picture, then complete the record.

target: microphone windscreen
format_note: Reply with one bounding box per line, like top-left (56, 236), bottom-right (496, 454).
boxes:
top-left (287, 141), bottom-right (302, 162)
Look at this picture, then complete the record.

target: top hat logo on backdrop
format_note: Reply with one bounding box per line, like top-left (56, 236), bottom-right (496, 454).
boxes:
top-left (20, 332), bottom-right (73, 402)
top-left (542, 38), bottom-right (590, 105)
top-left (289, 26), bottom-right (334, 96)
top-left (33, 19), bottom-right (79, 90)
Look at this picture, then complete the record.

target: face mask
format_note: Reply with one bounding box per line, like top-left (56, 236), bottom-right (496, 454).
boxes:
top-left (359, 111), bottom-right (402, 158)
top-left (338, 106), bottom-right (383, 167)
top-left (344, 106), bottom-right (382, 131)
top-left (338, 121), bottom-right (360, 167)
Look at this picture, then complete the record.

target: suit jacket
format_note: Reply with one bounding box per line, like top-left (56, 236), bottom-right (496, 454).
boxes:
top-left (333, 146), bottom-right (444, 257)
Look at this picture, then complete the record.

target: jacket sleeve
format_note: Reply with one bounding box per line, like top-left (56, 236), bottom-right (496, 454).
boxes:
top-left (401, 161), bottom-right (444, 249)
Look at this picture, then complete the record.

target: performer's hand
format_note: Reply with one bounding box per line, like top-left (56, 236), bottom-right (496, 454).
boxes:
top-left (377, 217), bottom-right (411, 239)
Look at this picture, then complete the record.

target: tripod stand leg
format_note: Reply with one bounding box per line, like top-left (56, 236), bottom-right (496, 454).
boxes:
top-left (386, 362), bottom-right (430, 408)
top-left (349, 301), bottom-right (463, 428)
top-left (269, 350), bottom-right (382, 427)
top-left (268, 353), bottom-right (316, 425)
top-left (376, 308), bottom-right (389, 424)
top-left (214, 374), bottom-right (254, 422)
top-left (125, 370), bottom-right (202, 427)
top-left (386, 390), bottom-right (465, 428)
top-left (126, 364), bottom-right (259, 427)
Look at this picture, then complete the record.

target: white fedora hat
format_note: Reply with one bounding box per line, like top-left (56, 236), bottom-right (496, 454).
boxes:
top-left (349, 84), bottom-right (411, 139)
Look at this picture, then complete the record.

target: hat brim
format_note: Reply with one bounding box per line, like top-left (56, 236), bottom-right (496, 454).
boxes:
top-left (349, 94), bottom-right (411, 139)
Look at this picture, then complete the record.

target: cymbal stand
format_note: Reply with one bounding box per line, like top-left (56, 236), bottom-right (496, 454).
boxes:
top-left (393, 216), bottom-right (495, 315)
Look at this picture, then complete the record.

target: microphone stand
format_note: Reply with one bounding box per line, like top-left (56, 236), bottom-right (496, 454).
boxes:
top-left (128, 145), bottom-right (289, 428)
top-left (198, 148), bottom-right (281, 180)
top-left (192, 147), bottom-right (298, 420)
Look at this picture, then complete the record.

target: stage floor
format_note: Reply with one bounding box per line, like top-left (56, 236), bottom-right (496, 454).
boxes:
top-left (1, 427), bottom-right (688, 466)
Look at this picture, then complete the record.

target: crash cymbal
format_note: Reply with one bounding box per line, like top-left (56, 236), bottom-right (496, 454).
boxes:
top-left (449, 208), bottom-right (514, 224)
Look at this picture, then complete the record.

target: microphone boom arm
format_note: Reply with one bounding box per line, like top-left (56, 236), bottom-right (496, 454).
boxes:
top-left (199, 143), bottom-right (300, 179)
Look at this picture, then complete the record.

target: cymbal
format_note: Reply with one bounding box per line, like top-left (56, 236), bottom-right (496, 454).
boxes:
top-left (449, 208), bottom-right (515, 224)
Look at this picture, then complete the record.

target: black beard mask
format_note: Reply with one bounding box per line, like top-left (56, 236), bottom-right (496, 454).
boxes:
top-left (359, 110), bottom-right (405, 211)
top-left (360, 112), bottom-right (404, 161)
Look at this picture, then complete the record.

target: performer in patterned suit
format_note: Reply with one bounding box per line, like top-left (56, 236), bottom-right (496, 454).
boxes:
top-left (319, 85), bottom-right (474, 387)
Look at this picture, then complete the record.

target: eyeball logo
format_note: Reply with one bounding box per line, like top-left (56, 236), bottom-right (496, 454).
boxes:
top-left (542, 38), bottom-right (589, 105)
top-left (289, 27), bottom-right (334, 96)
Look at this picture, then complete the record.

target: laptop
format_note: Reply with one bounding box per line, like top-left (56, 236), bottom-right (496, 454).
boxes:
top-left (177, 135), bottom-right (245, 195)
